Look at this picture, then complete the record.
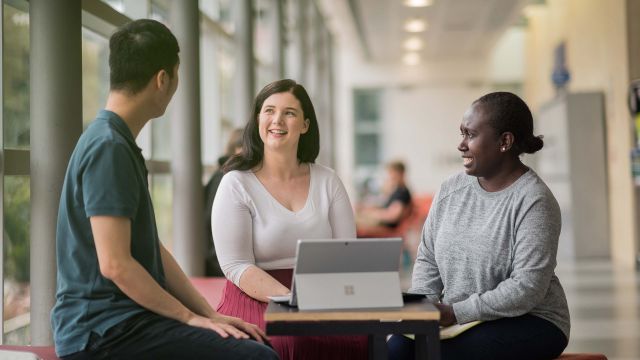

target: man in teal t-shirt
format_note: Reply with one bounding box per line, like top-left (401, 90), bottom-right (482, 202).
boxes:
top-left (51, 19), bottom-right (277, 360)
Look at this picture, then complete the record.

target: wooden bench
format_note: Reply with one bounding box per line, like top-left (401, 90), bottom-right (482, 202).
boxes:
top-left (556, 354), bottom-right (608, 360)
top-left (0, 277), bottom-right (227, 360)
top-left (189, 276), bottom-right (226, 308)
top-left (0, 279), bottom-right (608, 360)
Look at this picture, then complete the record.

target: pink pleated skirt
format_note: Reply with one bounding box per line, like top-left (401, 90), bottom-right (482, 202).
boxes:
top-left (216, 269), bottom-right (368, 360)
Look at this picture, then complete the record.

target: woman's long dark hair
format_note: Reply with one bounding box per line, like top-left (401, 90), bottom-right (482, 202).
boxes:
top-left (223, 79), bottom-right (320, 172)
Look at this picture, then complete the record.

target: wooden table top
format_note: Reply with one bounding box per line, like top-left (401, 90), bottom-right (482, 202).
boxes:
top-left (264, 300), bottom-right (440, 322)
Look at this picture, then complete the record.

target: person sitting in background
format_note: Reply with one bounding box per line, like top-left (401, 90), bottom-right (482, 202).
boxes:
top-left (387, 92), bottom-right (570, 360)
top-left (357, 160), bottom-right (412, 229)
top-left (211, 79), bottom-right (367, 360)
top-left (204, 128), bottom-right (243, 276)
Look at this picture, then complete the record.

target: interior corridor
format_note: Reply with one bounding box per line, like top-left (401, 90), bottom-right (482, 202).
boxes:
top-left (557, 260), bottom-right (640, 360)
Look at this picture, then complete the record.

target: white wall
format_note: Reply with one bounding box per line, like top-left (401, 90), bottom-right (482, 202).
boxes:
top-left (524, 0), bottom-right (637, 267)
top-left (382, 84), bottom-right (488, 194)
top-left (490, 27), bottom-right (525, 83)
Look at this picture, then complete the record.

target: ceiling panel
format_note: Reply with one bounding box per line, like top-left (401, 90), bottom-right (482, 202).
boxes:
top-left (351, 0), bottom-right (530, 64)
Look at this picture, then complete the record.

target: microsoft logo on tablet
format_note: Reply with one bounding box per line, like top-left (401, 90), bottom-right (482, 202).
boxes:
top-left (344, 285), bottom-right (355, 296)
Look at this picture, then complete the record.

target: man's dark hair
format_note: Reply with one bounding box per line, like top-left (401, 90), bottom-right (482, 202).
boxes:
top-left (224, 79), bottom-right (320, 172)
top-left (109, 19), bottom-right (180, 94)
top-left (387, 161), bottom-right (406, 175)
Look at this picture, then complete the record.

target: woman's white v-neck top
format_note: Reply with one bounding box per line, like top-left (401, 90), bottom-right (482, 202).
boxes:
top-left (211, 163), bottom-right (356, 285)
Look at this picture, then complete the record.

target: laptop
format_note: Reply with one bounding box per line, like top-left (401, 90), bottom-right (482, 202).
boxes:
top-left (269, 238), bottom-right (404, 311)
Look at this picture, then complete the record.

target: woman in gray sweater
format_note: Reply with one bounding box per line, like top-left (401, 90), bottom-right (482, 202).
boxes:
top-left (388, 92), bottom-right (570, 360)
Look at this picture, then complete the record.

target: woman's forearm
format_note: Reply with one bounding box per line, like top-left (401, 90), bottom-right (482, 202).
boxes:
top-left (238, 265), bottom-right (291, 303)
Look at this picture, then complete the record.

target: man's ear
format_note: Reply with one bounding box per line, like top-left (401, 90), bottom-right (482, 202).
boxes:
top-left (155, 69), bottom-right (168, 90)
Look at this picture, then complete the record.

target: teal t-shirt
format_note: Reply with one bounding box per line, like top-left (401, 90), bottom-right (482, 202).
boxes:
top-left (51, 110), bottom-right (166, 357)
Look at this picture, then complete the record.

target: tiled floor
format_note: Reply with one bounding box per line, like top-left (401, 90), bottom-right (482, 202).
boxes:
top-left (400, 258), bottom-right (640, 359)
top-left (556, 260), bottom-right (640, 360)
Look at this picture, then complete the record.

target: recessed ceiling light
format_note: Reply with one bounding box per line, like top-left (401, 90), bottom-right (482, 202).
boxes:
top-left (403, 53), bottom-right (421, 65)
top-left (403, 37), bottom-right (424, 51)
top-left (404, 0), bottom-right (433, 7)
top-left (404, 18), bottom-right (428, 33)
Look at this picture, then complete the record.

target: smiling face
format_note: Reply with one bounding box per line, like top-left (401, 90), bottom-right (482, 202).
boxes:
top-left (457, 103), bottom-right (503, 178)
top-left (258, 91), bottom-right (310, 155)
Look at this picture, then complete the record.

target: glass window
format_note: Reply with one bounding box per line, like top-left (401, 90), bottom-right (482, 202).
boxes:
top-left (219, 39), bottom-right (235, 128)
top-left (354, 89), bottom-right (382, 168)
top-left (148, 0), bottom-right (171, 161)
top-left (283, 0), bottom-right (300, 80)
top-left (254, 0), bottom-right (281, 89)
top-left (255, 63), bottom-right (273, 94)
top-left (355, 134), bottom-right (379, 166)
top-left (82, 28), bottom-right (110, 129)
top-left (3, 1), bottom-right (31, 344)
top-left (3, 176), bottom-right (31, 345)
top-left (353, 89), bottom-right (382, 183)
top-left (200, 0), bottom-right (234, 33)
top-left (151, 115), bottom-right (172, 161)
top-left (150, 0), bottom-right (168, 23)
top-left (151, 174), bottom-right (173, 250)
top-left (354, 89), bottom-right (381, 123)
top-left (201, 20), bottom-right (222, 166)
top-left (100, 0), bottom-right (124, 13)
top-left (3, 3), bottom-right (30, 149)
top-left (254, 0), bottom-right (274, 68)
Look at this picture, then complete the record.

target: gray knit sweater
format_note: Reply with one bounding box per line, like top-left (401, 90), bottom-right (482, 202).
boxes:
top-left (410, 169), bottom-right (570, 338)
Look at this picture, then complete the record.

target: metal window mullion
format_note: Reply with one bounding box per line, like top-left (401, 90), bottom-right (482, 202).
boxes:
top-left (170, 0), bottom-right (204, 276)
top-left (1, 0), bottom-right (5, 345)
top-left (30, 0), bottom-right (83, 345)
top-left (233, 0), bottom-right (254, 126)
top-left (273, 0), bottom-right (285, 79)
top-left (200, 11), bottom-right (233, 41)
top-left (145, 160), bottom-right (171, 174)
top-left (81, 0), bottom-right (130, 32)
top-left (326, 32), bottom-right (335, 167)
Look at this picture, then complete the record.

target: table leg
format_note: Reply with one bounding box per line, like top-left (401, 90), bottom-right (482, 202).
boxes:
top-left (368, 334), bottom-right (388, 360)
top-left (415, 334), bottom-right (427, 359)
top-left (426, 324), bottom-right (440, 360)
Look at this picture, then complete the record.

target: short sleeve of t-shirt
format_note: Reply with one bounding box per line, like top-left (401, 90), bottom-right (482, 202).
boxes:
top-left (82, 140), bottom-right (140, 218)
top-left (385, 186), bottom-right (412, 208)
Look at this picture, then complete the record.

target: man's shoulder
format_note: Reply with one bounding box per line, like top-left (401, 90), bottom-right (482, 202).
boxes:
top-left (82, 118), bottom-right (127, 146)
top-left (74, 121), bottom-right (133, 163)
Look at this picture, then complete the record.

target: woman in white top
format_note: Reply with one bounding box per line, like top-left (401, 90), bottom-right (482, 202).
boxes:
top-left (211, 79), bottom-right (367, 360)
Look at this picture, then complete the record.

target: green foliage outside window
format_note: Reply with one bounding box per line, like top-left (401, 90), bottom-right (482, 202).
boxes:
top-left (3, 4), bottom-right (31, 285)
top-left (3, 4), bottom-right (30, 148)
top-left (3, 177), bottom-right (30, 283)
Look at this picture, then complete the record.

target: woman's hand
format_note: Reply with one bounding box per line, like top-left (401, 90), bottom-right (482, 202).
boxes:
top-left (187, 313), bottom-right (269, 344)
top-left (434, 303), bottom-right (457, 327)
